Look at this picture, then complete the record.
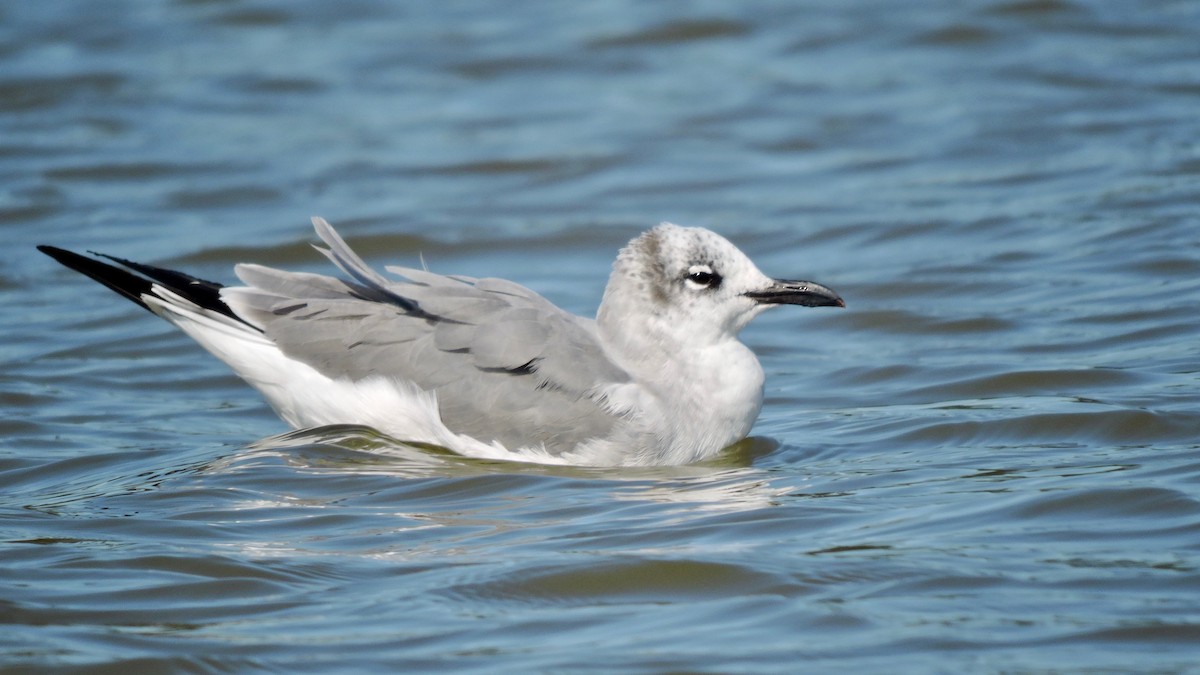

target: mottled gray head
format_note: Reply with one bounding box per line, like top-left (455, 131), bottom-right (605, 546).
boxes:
top-left (599, 223), bottom-right (842, 345)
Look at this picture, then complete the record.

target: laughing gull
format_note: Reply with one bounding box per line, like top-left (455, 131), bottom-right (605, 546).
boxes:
top-left (39, 218), bottom-right (843, 466)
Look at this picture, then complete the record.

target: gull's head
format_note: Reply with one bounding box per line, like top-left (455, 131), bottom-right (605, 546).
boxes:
top-left (599, 222), bottom-right (843, 346)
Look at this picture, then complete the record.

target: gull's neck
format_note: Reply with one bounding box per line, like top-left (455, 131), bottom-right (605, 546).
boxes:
top-left (596, 296), bottom-right (766, 463)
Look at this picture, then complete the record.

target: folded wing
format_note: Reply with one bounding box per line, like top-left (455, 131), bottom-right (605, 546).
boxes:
top-left (222, 218), bottom-right (632, 454)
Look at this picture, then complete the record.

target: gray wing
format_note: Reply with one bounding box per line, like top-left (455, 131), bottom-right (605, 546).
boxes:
top-left (223, 218), bottom-right (631, 454)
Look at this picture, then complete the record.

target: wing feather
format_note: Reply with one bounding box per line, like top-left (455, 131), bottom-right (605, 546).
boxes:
top-left (221, 219), bottom-right (631, 454)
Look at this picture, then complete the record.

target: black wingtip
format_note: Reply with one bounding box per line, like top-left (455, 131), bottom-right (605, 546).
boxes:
top-left (38, 244), bottom-right (254, 329)
top-left (37, 244), bottom-right (81, 263)
top-left (38, 244), bottom-right (156, 313)
top-left (86, 249), bottom-right (231, 314)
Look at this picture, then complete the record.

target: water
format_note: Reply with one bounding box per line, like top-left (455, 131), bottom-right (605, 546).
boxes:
top-left (3, 0), bottom-right (1200, 672)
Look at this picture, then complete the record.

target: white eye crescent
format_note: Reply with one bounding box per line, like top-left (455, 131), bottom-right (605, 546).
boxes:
top-left (685, 264), bottom-right (722, 289)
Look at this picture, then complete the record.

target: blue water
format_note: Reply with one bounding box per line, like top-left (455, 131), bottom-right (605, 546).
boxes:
top-left (4, 1), bottom-right (1200, 672)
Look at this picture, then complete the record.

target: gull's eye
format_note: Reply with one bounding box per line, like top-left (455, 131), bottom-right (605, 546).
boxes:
top-left (685, 265), bottom-right (722, 290)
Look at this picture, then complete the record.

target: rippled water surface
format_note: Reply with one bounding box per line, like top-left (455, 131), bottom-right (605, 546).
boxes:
top-left (4, 1), bottom-right (1200, 672)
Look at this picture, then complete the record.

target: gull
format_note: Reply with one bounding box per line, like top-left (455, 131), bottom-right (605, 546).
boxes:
top-left (39, 218), bottom-right (843, 466)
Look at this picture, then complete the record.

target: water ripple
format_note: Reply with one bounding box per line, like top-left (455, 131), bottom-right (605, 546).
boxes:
top-left (4, 0), bottom-right (1200, 671)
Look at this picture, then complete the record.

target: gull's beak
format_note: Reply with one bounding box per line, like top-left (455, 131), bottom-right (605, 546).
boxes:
top-left (745, 279), bottom-right (845, 308)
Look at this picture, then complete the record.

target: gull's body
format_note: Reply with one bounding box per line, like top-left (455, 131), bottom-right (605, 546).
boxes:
top-left (39, 218), bottom-right (842, 466)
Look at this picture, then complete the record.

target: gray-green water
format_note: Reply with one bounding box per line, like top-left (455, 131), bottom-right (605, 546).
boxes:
top-left (4, 1), bottom-right (1200, 672)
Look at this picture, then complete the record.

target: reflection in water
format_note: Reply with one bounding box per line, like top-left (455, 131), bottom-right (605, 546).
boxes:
top-left (235, 425), bottom-right (791, 513)
top-left (204, 427), bottom-right (796, 567)
top-left (242, 424), bottom-right (468, 474)
top-left (243, 425), bottom-right (777, 473)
